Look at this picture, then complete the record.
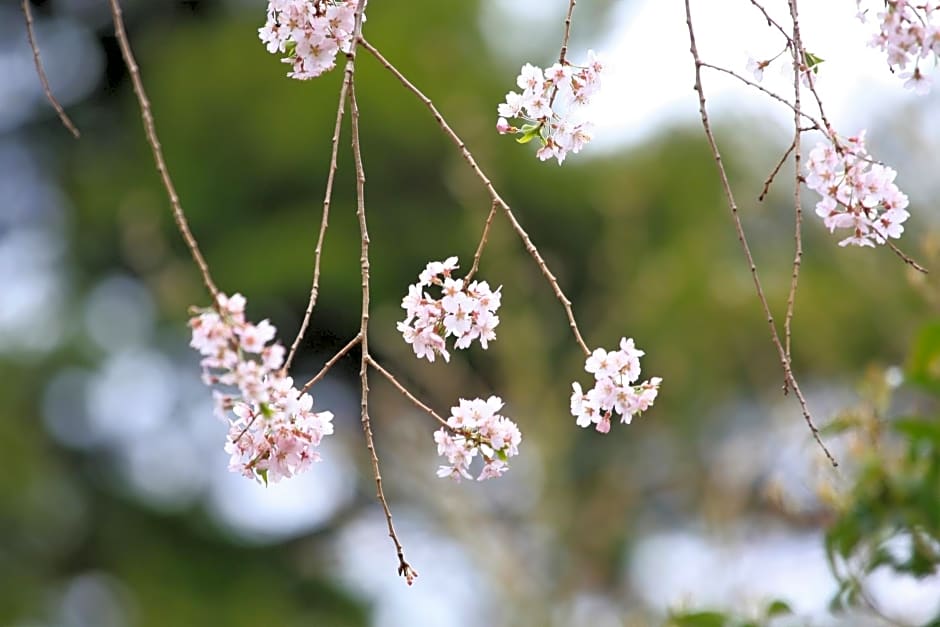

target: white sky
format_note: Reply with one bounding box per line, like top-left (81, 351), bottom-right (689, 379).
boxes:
top-left (588, 0), bottom-right (930, 146)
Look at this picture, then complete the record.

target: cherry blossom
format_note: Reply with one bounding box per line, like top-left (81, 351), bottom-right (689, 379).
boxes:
top-left (434, 396), bottom-right (522, 481)
top-left (570, 337), bottom-right (662, 432)
top-left (860, 0), bottom-right (940, 93)
top-left (746, 55), bottom-right (769, 81)
top-left (190, 292), bottom-right (334, 484)
top-left (805, 130), bottom-right (911, 248)
top-left (495, 51), bottom-right (604, 165)
top-left (398, 257), bottom-right (501, 362)
top-left (258, 0), bottom-right (361, 80)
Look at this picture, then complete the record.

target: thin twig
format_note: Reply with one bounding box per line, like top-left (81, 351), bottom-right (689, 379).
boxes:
top-left (367, 356), bottom-right (449, 427)
top-left (465, 200), bottom-right (499, 282)
top-left (748, 0), bottom-right (791, 40)
top-left (22, 0), bottom-right (80, 139)
top-left (107, 0), bottom-right (219, 299)
top-left (284, 72), bottom-right (353, 372)
top-left (299, 332), bottom-right (363, 394)
top-left (685, 0), bottom-right (837, 467)
top-left (231, 412), bottom-right (259, 446)
top-left (559, 0), bottom-right (577, 64)
top-left (758, 140), bottom-right (794, 202)
top-left (347, 7), bottom-right (416, 584)
top-left (784, 0), bottom-right (805, 388)
top-left (746, 0), bottom-right (837, 143)
top-left (802, 57), bottom-right (836, 139)
top-left (699, 62), bottom-right (823, 131)
top-left (888, 242), bottom-right (928, 274)
top-left (358, 37), bottom-right (591, 357)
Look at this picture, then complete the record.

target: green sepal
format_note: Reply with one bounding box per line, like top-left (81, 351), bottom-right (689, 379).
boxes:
top-left (516, 124), bottom-right (542, 144)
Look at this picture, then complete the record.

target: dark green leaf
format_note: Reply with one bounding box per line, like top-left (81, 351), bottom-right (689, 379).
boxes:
top-left (765, 599), bottom-right (792, 617)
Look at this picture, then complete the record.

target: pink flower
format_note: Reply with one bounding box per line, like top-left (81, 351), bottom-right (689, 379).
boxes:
top-left (571, 338), bottom-right (661, 432)
top-left (804, 131), bottom-right (911, 248)
top-left (862, 1), bottom-right (938, 93)
top-left (434, 395), bottom-right (521, 481)
top-left (496, 51), bottom-right (604, 164)
top-left (259, 0), bottom-right (361, 81)
top-left (189, 293), bottom-right (333, 484)
top-left (399, 257), bottom-right (501, 362)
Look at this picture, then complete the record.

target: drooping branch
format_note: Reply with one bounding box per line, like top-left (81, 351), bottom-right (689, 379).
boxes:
top-left (107, 0), bottom-right (219, 299)
top-left (685, 0), bottom-right (836, 467)
top-left (367, 356), bottom-right (449, 428)
top-left (345, 0), bottom-right (416, 584)
top-left (784, 0), bottom-right (805, 384)
top-left (358, 37), bottom-right (592, 357)
top-left (300, 332), bottom-right (362, 394)
top-left (465, 200), bottom-right (499, 283)
top-left (698, 62), bottom-right (823, 131)
top-left (758, 140), bottom-right (795, 202)
top-left (888, 242), bottom-right (928, 274)
top-left (284, 70), bottom-right (354, 372)
top-left (22, 0), bottom-right (80, 139)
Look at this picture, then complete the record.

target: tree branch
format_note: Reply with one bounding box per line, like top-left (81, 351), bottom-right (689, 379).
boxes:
top-left (347, 1), bottom-right (416, 584)
top-left (107, 0), bottom-right (219, 299)
top-left (685, 0), bottom-right (836, 467)
top-left (465, 200), bottom-right (498, 282)
top-left (358, 37), bottom-right (591, 357)
top-left (784, 0), bottom-right (805, 387)
top-left (284, 71), bottom-right (353, 372)
top-left (299, 332), bottom-right (363, 394)
top-left (367, 356), bottom-right (449, 428)
top-left (22, 0), bottom-right (80, 139)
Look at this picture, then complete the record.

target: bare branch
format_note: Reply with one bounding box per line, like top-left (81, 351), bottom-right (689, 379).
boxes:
top-left (107, 0), bottom-right (219, 299)
top-left (784, 0), bottom-right (805, 386)
top-left (685, 0), bottom-right (836, 467)
top-left (748, 0), bottom-right (791, 41)
top-left (347, 3), bottom-right (416, 584)
top-left (758, 140), bottom-right (795, 202)
top-left (367, 356), bottom-right (449, 427)
top-left (358, 37), bottom-right (591, 357)
top-left (559, 0), bottom-right (578, 65)
top-left (22, 0), bottom-right (80, 139)
top-left (888, 241), bottom-right (928, 274)
top-left (299, 332), bottom-right (363, 394)
top-left (465, 200), bottom-right (498, 282)
top-left (284, 71), bottom-right (353, 372)
top-left (699, 62), bottom-right (823, 131)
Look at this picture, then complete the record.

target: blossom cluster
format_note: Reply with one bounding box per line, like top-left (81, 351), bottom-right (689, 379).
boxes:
top-left (398, 257), bottom-right (501, 363)
top-left (570, 338), bottom-right (661, 433)
top-left (496, 51), bottom-right (604, 165)
top-left (190, 292), bottom-right (334, 484)
top-left (258, 0), bottom-right (360, 80)
top-left (805, 131), bottom-right (910, 248)
top-left (861, 0), bottom-right (940, 94)
top-left (434, 396), bottom-right (522, 481)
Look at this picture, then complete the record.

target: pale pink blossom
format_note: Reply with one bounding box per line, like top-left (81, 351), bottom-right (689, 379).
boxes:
top-left (496, 51), bottom-right (605, 164)
top-left (805, 130), bottom-right (910, 248)
top-left (259, 0), bottom-right (362, 81)
top-left (434, 395), bottom-right (521, 481)
top-left (571, 338), bottom-right (661, 432)
top-left (861, 0), bottom-right (939, 93)
top-left (190, 292), bottom-right (333, 484)
top-left (399, 258), bottom-right (501, 362)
